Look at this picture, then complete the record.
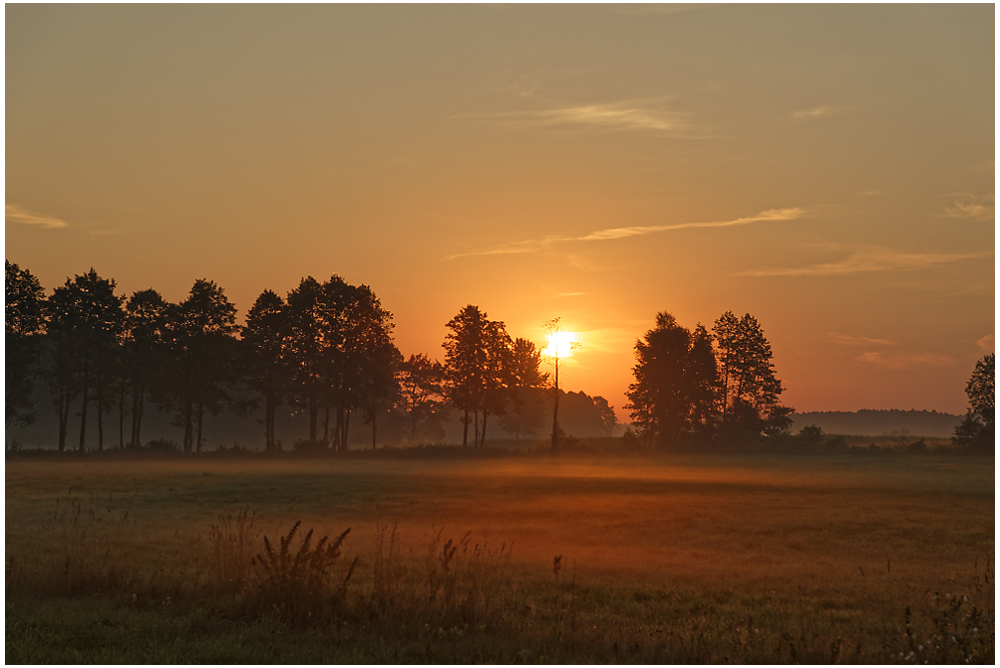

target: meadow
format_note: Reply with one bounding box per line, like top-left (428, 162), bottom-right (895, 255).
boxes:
top-left (5, 449), bottom-right (994, 663)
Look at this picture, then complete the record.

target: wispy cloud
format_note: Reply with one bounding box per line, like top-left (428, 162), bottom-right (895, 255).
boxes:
top-left (977, 334), bottom-right (994, 353)
top-left (6, 204), bottom-right (68, 229)
top-left (445, 208), bottom-right (805, 260)
top-left (829, 333), bottom-right (894, 346)
top-left (791, 105), bottom-right (847, 121)
top-left (857, 351), bottom-right (956, 371)
top-left (734, 246), bottom-right (988, 277)
top-left (446, 237), bottom-right (554, 260)
top-left (578, 208), bottom-right (805, 241)
top-left (459, 99), bottom-right (698, 136)
top-left (945, 194), bottom-right (994, 221)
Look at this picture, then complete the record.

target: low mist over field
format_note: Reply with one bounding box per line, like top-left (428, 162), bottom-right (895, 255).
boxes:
top-left (5, 4), bottom-right (994, 664)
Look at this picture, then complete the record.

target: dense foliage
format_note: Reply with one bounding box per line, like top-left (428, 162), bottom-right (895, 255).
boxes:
top-left (952, 353), bottom-right (995, 451)
top-left (4, 263), bottom-right (618, 451)
top-left (626, 310), bottom-right (793, 449)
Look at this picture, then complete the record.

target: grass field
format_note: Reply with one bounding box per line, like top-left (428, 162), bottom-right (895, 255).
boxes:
top-left (5, 450), bottom-right (994, 663)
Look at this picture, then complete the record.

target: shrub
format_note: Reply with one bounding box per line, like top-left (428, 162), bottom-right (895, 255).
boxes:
top-left (251, 522), bottom-right (356, 625)
top-left (292, 439), bottom-right (329, 453)
top-left (145, 438), bottom-right (179, 452)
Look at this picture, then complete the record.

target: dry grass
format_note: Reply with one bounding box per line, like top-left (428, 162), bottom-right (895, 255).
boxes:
top-left (5, 452), bottom-right (994, 663)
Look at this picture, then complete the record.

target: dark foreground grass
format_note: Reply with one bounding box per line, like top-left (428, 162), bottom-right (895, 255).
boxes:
top-left (5, 452), bottom-right (994, 663)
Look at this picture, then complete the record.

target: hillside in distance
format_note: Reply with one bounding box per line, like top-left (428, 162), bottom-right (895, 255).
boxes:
top-left (789, 409), bottom-right (963, 438)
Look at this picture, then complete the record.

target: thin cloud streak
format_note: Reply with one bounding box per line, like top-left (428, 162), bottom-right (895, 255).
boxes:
top-left (829, 333), bottom-right (894, 346)
top-left (445, 208), bottom-right (805, 260)
top-left (791, 105), bottom-right (841, 120)
top-left (857, 351), bottom-right (956, 371)
top-left (459, 99), bottom-right (699, 136)
top-left (6, 204), bottom-right (68, 229)
top-left (579, 208), bottom-right (805, 241)
top-left (734, 247), bottom-right (989, 277)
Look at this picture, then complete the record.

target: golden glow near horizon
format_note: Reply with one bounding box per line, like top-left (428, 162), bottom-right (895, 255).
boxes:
top-left (542, 331), bottom-right (578, 360)
top-left (5, 5), bottom-right (993, 419)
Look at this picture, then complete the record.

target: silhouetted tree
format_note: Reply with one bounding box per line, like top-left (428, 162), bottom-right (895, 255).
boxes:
top-left (343, 283), bottom-right (399, 451)
top-left (712, 311), bottom-right (792, 444)
top-left (5, 261), bottom-right (46, 428)
top-left (953, 353), bottom-right (995, 451)
top-left (359, 338), bottom-right (402, 450)
top-left (162, 279), bottom-right (239, 453)
top-left (45, 269), bottom-right (124, 451)
top-left (123, 289), bottom-right (172, 448)
top-left (443, 305), bottom-right (487, 448)
top-left (688, 324), bottom-right (721, 441)
top-left (627, 312), bottom-right (718, 448)
top-left (279, 276), bottom-right (398, 451)
top-left (477, 319), bottom-right (513, 447)
top-left (323, 279), bottom-right (397, 451)
top-left (243, 289), bottom-right (289, 452)
top-left (320, 276), bottom-right (355, 449)
top-left (559, 391), bottom-right (619, 438)
top-left (283, 277), bottom-right (327, 445)
top-left (500, 338), bottom-right (549, 439)
top-left (397, 354), bottom-right (448, 443)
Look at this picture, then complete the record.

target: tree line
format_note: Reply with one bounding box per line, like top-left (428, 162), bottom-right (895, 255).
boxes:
top-left (5, 262), bottom-right (616, 452)
top-left (14, 261), bottom-right (987, 454)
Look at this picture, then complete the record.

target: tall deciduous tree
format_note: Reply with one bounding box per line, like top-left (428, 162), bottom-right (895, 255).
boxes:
top-left (397, 354), bottom-right (448, 443)
top-left (712, 311), bottom-right (791, 443)
top-left (500, 338), bottom-right (549, 439)
top-left (123, 289), bottom-right (172, 448)
top-left (626, 312), bottom-right (718, 447)
top-left (283, 277), bottom-right (327, 445)
top-left (477, 319), bottom-right (513, 446)
top-left (343, 283), bottom-right (399, 451)
top-left (45, 269), bottom-right (124, 451)
top-left (243, 289), bottom-right (289, 452)
top-left (5, 261), bottom-right (46, 427)
top-left (953, 353), bottom-right (995, 451)
top-left (443, 305), bottom-right (513, 448)
top-left (443, 305), bottom-right (487, 448)
top-left (162, 279), bottom-right (239, 453)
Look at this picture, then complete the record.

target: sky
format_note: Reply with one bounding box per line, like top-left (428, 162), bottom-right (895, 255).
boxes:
top-left (6, 4), bottom-right (994, 420)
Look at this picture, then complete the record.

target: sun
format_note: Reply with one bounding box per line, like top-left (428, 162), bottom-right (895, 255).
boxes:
top-left (543, 330), bottom-right (578, 359)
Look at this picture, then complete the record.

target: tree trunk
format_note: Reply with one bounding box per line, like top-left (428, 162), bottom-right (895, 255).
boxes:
top-left (118, 377), bottom-right (126, 450)
top-left (462, 408), bottom-right (469, 448)
top-left (136, 390), bottom-right (145, 446)
top-left (196, 401), bottom-right (204, 453)
top-left (57, 383), bottom-right (70, 451)
top-left (96, 365), bottom-right (105, 452)
top-left (371, 413), bottom-right (377, 451)
top-left (183, 399), bottom-right (193, 453)
top-left (79, 356), bottom-right (90, 452)
top-left (343, 410), bottom-right (351, 451)
top-left (480, 411), bottom-right (489, 449)
top-left (308, 385), bottom-right (318, 444)
top-left (265, 393), bottom-right (274, 451)
top-left (323, 396), bottom-right (331, 445)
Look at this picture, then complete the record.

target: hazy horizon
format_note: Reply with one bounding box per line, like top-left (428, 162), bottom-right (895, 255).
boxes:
top-left (6, 4), bottom-right (994, 419)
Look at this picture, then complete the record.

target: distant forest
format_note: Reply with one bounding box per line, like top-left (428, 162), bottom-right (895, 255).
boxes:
top-left (789, 410), bottom-right (963, 438)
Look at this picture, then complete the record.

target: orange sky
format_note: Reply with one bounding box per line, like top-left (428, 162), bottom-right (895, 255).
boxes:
top-left (6, 5), bottom-right (994, 420)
